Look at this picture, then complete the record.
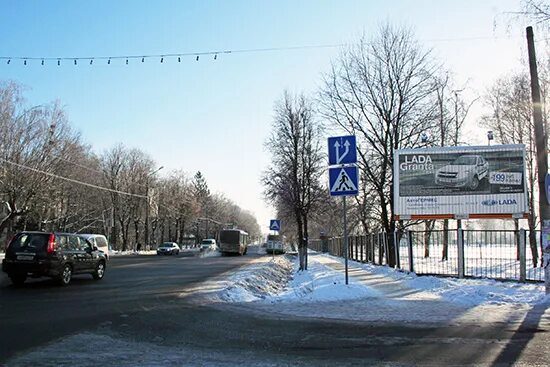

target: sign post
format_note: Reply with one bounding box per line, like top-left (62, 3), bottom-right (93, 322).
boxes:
top-left (269, 220), bottom-right (281, 260)
top-left (328, 135), bottom-right (358, 285)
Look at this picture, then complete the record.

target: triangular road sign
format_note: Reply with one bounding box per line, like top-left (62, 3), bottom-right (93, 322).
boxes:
top-left (330, 168), bottom-right (358, 193)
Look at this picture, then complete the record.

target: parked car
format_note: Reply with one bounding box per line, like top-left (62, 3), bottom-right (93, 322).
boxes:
top-left (200, 239), bottom-right (217, 252)
top-left (156, 242), bottom-right (180, 255)
top-left (80, 234), bottom-right (110, 260)
top-left (1, 231), bottom-right (107, 286)
top-left (435, 155), bottom-right (489, 190)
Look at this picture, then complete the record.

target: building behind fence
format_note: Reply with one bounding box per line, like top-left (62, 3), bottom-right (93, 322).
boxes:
top-left (309, 229), bottom-right (544, 283)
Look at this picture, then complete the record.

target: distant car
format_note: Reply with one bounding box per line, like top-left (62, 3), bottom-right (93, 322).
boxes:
top-left (156, 242), bottom-right (180, 255)
top-left (435, 155), bottom-right (489, 190)
top-left (2, 231), bottom-right (107, 286)
top-left (80, 234), bottom-right (110, 260)
top-left (200, 239), bottom-right (217, 252)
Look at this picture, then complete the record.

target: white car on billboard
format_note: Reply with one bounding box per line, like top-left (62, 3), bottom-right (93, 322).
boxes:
top-left (435, 155), bottom-right (489, 190)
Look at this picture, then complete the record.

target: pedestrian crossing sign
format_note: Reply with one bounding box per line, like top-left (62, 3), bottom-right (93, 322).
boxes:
top-left (269, 219), bottom-right (281, 231)
top-left (329, 166), bottom-right (359, 196)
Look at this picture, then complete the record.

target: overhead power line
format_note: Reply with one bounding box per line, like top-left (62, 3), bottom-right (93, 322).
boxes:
top-left (0, 158), bottom-right (148, 199)
top-left (0, 36), bottom-right (526, 66)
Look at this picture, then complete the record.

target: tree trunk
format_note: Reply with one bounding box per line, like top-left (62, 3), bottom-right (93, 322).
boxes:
top-left (134, 219), bottom-right (140, 251)
top-left (303, 214), bottom-right (309, 270)
top-left (296, 210), bottom-right (305, 271)
top-left (442, 219), bottom-right (449, 261)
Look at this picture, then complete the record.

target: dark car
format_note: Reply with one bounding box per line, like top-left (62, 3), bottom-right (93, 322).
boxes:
top-left (2, 231), bottom-right (107, 286)
top-left (156, 242), bottom-right (180, 255)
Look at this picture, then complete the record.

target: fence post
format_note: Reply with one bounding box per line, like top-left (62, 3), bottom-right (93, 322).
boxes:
top-left (519, 228), bottom-right (526, 282)
top-left (408, 230), bottom-right (414, 273)
top-left (394, 230), bottom-right (400, 269)
top-left (384, 232), bottom-right (390, 265)
top-left (457, 228), bottom-right (465, 279)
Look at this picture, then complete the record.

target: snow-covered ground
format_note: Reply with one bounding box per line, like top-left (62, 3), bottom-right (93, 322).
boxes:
top-left (208, 252), bottom-right (550, 327)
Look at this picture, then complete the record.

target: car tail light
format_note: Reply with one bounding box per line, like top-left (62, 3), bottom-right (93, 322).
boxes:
top-left (47, 233), bottom-right (57, 254)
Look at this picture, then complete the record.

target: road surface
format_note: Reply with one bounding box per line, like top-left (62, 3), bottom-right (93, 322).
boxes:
top-left (1, 253), bottom-right (548, 366)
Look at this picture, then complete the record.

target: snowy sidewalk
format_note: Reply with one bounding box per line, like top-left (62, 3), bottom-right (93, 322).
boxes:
top-left (315, 255), bottom-right (441, 301)
top-left (209, 252), bottom-right (550, 328)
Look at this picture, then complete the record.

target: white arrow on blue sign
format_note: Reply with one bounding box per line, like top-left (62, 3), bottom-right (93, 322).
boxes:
top-left (329, 166), bottom-right (359, 196)
top-left (328, 135), bottom-right (357, 166)
top-left (269, 219), bottom-right (281, 231)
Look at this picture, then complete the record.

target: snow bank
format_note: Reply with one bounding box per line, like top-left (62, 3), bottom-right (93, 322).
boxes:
top-left (109, 250), bottom-right (158, 257)
top-left (219, 256), bottom-right (293, 302)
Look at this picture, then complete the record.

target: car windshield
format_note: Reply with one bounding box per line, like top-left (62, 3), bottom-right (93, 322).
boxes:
top-left (452, 156), bottom-right (477, 165)
top-left (201, 240), bottom-right (213, 245)
top-left (160, 243), bottom-right (173, 248)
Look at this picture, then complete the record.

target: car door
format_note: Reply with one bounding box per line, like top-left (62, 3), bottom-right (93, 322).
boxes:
top-left (78, 237), bottom-right (95, 271)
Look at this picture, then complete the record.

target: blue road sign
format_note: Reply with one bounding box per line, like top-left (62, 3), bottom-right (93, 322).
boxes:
top-left (329, 166), bottom-right (359, 196)
top-left (328, 135), bottom-right (357, 166)
top-left (269, 219), bottom-right (281, 231)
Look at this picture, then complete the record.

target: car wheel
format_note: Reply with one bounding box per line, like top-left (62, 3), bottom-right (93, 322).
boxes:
top-left (93, 261), bottom-right (106, 280)
top-left (9, 273), bottom-right (27, 286)
top-left (58, 264), bottom-right (72, 286)
top-left (469, 175), bottom-right (479, 190)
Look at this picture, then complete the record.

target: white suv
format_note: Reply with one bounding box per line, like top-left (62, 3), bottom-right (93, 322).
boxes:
top-left (200, 239), bottom-right (217, 251)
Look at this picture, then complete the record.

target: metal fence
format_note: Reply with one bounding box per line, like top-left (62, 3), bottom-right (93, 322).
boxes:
top-left (309, 229), bottom-right (545, 283)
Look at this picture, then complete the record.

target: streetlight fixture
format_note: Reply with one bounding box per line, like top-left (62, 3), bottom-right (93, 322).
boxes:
top-left (144, 166), bottom-right (164, 248)
top-left (421, 132), bottom-right (429, 144)
top-left (487, 131), bottom-right (494, 146)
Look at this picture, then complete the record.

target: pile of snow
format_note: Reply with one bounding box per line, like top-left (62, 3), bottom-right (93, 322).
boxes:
top-left (109, 250), bottom-right (158, 257)
top-left (218, 256), bottom-right (293, 302)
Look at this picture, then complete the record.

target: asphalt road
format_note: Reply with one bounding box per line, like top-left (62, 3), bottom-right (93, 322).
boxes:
top-left (1, 253), bottom-right (549, 366)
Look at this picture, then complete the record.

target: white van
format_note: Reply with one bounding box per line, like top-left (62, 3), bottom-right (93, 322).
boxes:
top-left (80, 234), bottom-right (110, 260)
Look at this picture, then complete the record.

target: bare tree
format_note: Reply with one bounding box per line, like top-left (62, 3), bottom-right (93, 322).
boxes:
top-left (319, 24), bottom-right (442, 266)
top-left (481, 72), bottom-right (541, 266)
top-left (263, 91), bottom-right (324, 270)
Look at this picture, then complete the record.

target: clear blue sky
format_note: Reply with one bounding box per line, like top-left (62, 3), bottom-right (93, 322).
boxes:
top-left (0, 0), bottom-right (530, 233)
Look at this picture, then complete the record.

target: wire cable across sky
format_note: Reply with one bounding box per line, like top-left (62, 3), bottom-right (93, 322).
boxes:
top-left (0, 35), bottom-right (530, 66)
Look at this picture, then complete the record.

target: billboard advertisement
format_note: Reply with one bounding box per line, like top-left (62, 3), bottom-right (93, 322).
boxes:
top-left (393, 145), bottom-right (528, 219)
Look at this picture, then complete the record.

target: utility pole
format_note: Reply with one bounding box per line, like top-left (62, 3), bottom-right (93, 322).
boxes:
top-left (526, 26), bottom-right (550, 294)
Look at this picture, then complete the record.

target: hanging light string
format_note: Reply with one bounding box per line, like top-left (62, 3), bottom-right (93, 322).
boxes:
top-left (0, 35), bottom-right (530, 66)
top-left (0, 43), bottom-right (345, 65)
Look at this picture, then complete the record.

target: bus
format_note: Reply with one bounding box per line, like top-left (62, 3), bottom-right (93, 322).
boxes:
top-left (219, 229), bottom-right (249, 256)
top-left (266, 234), bottom-right (287, 254)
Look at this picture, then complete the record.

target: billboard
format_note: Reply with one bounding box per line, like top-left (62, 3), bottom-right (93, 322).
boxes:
top-left (393, 145), bottom-right (528, 219)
